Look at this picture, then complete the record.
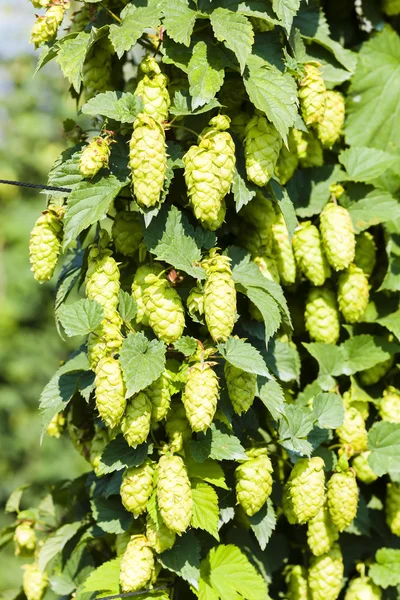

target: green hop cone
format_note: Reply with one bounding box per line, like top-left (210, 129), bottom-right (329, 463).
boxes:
top-left (134, 56), bottom-right (170, 122)
top-left (22, 564), bottom-right (48, 600)
top-left (131, 263), bottom-right (163, 326)
top-left (29, 205), bottom-right (63, 283)
top-left (146, 515), bottom-right (176, 553)
top-left (386, 483), bottom-right (400, 536)
top-left (119, 535), bottom-right (155, 593)
top-left (352, 452), bottom-right (378, 484)
top-left (89, 428), bottom-right (110, 476)
top-left (299, 63), bottom-right (326, 126)
top-left (239, 193), bottom-right (276, 256)
top-left (94, 356), bottom-right (126, 429)
top-left (336, 407), bottom-right (368, 458)
top-left (379, 386), bottom-right (400, 423)
top-left (317, 91), bottom-right (345, 147)
top-left (165, 400), bottom-right (192, 452)
top-left (308, 544), bottom-right (344, 600)
top-left (69, 4), bottom-right (91, 33)
top-left (383, 0), bottom-right (400, 15)
top-left (85, 245), bottom-right (120, 317)
top-left (285, 565), bottom-right (309, 600)
top-left (30, 4), bottom-right (65, 48)
top-left (342, 389), bottom-right (370, 421)
top-left (359, 357), bottom-right (394, 386)
top-left (157, 454), bottom-right (192, 534)
top-left (129, 113), bottom-right (167, 208)
top-left (244, 112), bottom-right (282, 186)
top-left (200, 115), bottom-right (236, 197)
top-left (235, 448), bottom-right (273, 516)
top-left (344, 577), bottom-right (382, 600)
top-left (143, 274), bottom-right (185, 344)
top-left (293, 128), bottom-right (324, 168)
top-left (46, 412), bottom-right (65, 439)
top-left (225, 362), bottom-right (257, 415)
top-left (305, 286), bottom-right (340, 344)
top-left (14, 523), bottom-right (36, 557)
top-left (275, 129), bottom-right (299, 185)
top-left (79, 136), bottom-right (110, 178)
top-left (307, 504), bottom-right (339, 557)
top-left (282, 483), bottom-right (298, 524)
top-left (112, 211), bottom-right (143, 256)
top-left (292, 221), bottom-right (331, 286)
top-left (121, 391), bottom-right (152, 447)
top-left (203, 250), bottom-right (236, 342)
top-left (147, 371), bottom-right (171, 422)
top-left (120, 460), bottom-right (154, 516)
top-left (330, 182), bottom-right (345, 198)
top-left (338, 264), bottom-right (369, 323)
top-left (354, 231), bottom-right (377, 277)
top-left (31, 0), bottom-right (51, 7)
top-left (87, 310), bottom-right (123, 370)
top-left (187, 284), bottom-right (204, 320)
top-left (182, 362), bottom-right (219, 432)
top-left (327, 468), bottom-right (359, 531)
top-left (271, 209), bottom-right (297, 286)
top-left (287, 457), bottom-right (326, 524)
top-left (320, 202), bottom-right (355, 271)
top-left (82, 39), bottom-right (112, 101)
top-left (254, 254), bottom-right (280, 284)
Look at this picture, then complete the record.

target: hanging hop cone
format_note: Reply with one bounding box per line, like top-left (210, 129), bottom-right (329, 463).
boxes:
top-left (286, 457), bottom-right (326, 524)
top-left (29, 205), bottom-right (64, 283)
top-left (30, 4), bottom-right (65, 48)
top-left (317, 91), bottom-right (345, 147)
top-left (69, 4), bottom-right (91, 33)
top-left (244, 112), bottom-right (282, 186)
top-left (359, 357), bottom-right (394, 386)
top-left (89, 428), bottom-right (110, 476)
top-left (292, 221), bottom-right (331, 286)
top-left (338, 264), bottom-right (369, 323)
top-left (85, 245), bottom-right (120, 318)
top-left (94, 356), bottom-right (126, 429)
top-left (307, 504), bottom-right (339, 557)
top-left (79, 136), bottom-right (110, 178)
top-left (143, 274), bottom-right (185, 344)
top-left (82, 39), bottom-right (113, 101)
top-left (386, 483), bottom-right (400, 536)
top-left (120, 460), bottom-right (154, 517)
top-left (146, 515), bottom-right (176, 554)
top-left (298, 63), bottom-right (326, 126)
top-left (131, 263), bottom-right (164, 326)
top-left (352, 452), bottom-right (378, 484)
top-left (308, 544), bottom-right (344, 600)
top-left (46, 412), bottom-right (66, 439)
top-left (327, 467), bottom-right (359, 531)
top-left (225, 362), bottom-right (257, 415)
top-left (285, 565), bottom-right (309, 600)
top-left (134, 56), bottom-right (170, 122)
top-left (203, 250), bottom-right (236, 342)
top-left (119, 535), bottom-right (155, 593)
top-left (305, 286), bottom-right (340, 344)
top-left (165, 400), bottom-right (192, 452)
top-left (182, 362), bottom-right (219, 432)
top-left (157, 454), bottom-right (192, 534)
top-left (187, 284), bottom-right (205, 320)
top-left (336, 406), bottom-right (368, 457)
top-left (320, 202), bottom-right (355, 271)
top-left (14, 523), bottom-right (36, 557)
top-left (379, 386), bottom-right (400, 423)
top-left (235, 448), bottom-right (273, 516)
top-left (293, 128), bottom-right (324, 168)
top-left (112, 210), bottom-right (143, 256)
top-left (354, 231), bottom-right (377, 277)
top-left (200, 115), bottom-right (236, 196)
top-left (121, 391), bottom-right (152, 448)
top-left (146, 370), bottom-right (172, 422)
top-left (342, 388), bottom-right (370, 421)
top-left (239, 192), bottom-right (276, 256)
top-left (87, 310), bottom-right (123, 371)
top-left (22, 564), bottom-right (49, 600)
top-left (271, 209), bottom-right (297, 286)
top-left (275, 129), bottom-right (299, 185)
top-left (344, 577), bottom-right (382, 600)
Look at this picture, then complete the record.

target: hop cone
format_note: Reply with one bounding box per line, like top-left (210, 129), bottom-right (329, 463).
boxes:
top-left (307, 504), bottom-right (339, 556)
top-left (203, 251), bottom-right (236, 342)
top-left (317, 91), bottom-right (345, 147)
top-left (111, 211), bottom-right (143, 256)
top-left (120, 460), bottom-right (154, 516)
top-left (31, 0), bottom-right (50, 7)
top-left (29, 206), bottom-right (63, 283)
top-left (14, 523), bottom-right (36, 557)
top-left (254, 254), bottom-right (280, 284)
top-left (182, 362), bottom-right (219, 432)
top-left (94, 356), bottom-right (126, 429)
top-left (271, 210), bottom-right (297, 286)
top-left (379, 386), bottom-right (400, 423)
top-left (69, 4), bottom-right (91, 33)
top-left (119, 535), bottom-right (155, 593)
top-left (293, 221), bottom-right (331, 286)
top-left (129, 113), bottom-right (167, 208)
top-left (79, 136), bottom-right (110, 178)
top-left (187, 284), bottom-right (204, 319)
top-left (235, 448), bottom-right (273, 516)
top-left (383, 0), bottom-right (400, 15)
top-left (85, 246), bottom-right (120, 317)
top-left (336, 407), bottom-right (368, 457)
top-left (287, 457), bottom-right (326, 523)
top-left (22, 564), bottom-right (48, 600)
top-left (344, 577), bottom-right (382, 600)
top-left (282, 483), bottom-right (298, 524)
top-left (338, 265), bottom-right (369, 323)
top-left (320, 203), bottom-right (355, 271)
top-left (87, 310), bottom-right (123, 370)
top-left (225, 362), bottom-right (257, 415)
top-left (386, 483), bottom-right (400, 536)
top-left (82, 40), bottom-right (112, 101)
top-left (165, 400), bottom-right (192, 452)
top-left (275, 129), bottom-right (299, 185)
top-left (285, 565), bottom-right (309, 600)
top-left (354, 232), bottom-right (377, 277)
top-left (327, 469), bottom-right (359, 531)
top-left (46, 412), bottom-right (65, 439)
top-left (293, 129), bottom-right (324, 168)
top-left (146, 515), bottom-right (176, 553)
top-left (147, 371), bottom-right (171, 422)
top-left (30, 4), bottom-right (65, 47)
top-left (157, 455), bottom-right (192, 534)
top-left (143, 274), bottom-right (185, 343)
top-left (359, 357), bottom-right (394, 386)
top-left (308, 544), bottom-right (344, 600)
top-left (89, 428), bottom-right (109, 476)
top-left (299, 63), bottom-right (326, 126)
top-left (342, 389), bottom-right (370, 421)
top-left (330, 182), bottom-right (345, 198)
top-left (135, 56), bottom-right (170, 122)
top-left (200, 115), bottom-right (236, 197)
top-left (244, 113), bottom-right (282, 186)
top-left (352, 452), bottom-right (378, 484)
top-left (131, 263), bottom-right (163, 326)
top-left (305, 286), bottom-right (340, 344)
top-left (121, 392), bottom-right (152, 447)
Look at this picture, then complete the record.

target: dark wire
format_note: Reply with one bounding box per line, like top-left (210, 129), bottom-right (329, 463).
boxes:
top-left (98, 586), bottom-right (170, 599)
top-left (0, 179), bottom-right (72, 193)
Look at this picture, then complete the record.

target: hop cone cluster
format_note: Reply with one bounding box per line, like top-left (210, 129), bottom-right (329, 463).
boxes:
top-left (244, 112), bottom-right (282, 186)
top-left (235, 448), bottom-right (273, 516)
top-left (79, 136), bottom-right (110, 178)
top-left (379, 386), bottom-right (400, 423)
top-left (94, 356), bottom-right (126, 429)
top-left (182, 362), bottom-right (219, 432)
top-left (135, 56), bottom-right (170, 122)
top-left (225, 363), bottom-right (257, 415)
top-left (308, 544), bottom-right (344, 600)
top-left (293, 221), bottom-right (331, 286)
top-left (29, 206), bottom-right (63, 283)
top-left (121, 391), bottom-right (152, 447)
top-left (320, 203), bottom-right (355, 271)
top-left (307, 504), bottom-right (339, 556)
top-left (157, 455), bottom-right (192, 534)
top-left (30, 4), bottom-right (65, 48)
top-left (14, 523), bottom-right (36, 557)
top-left (203, 250), bottom-right (236, 342)
top-left (344, 577), bottom-right (382, 600)
top-left (286, 457), bottom-right (326, 524)
top-left (119, 535), bottom-right (155, 592)
top-left (299, 63), bottom-right (326, 126)
top-left (386, 483), bottom-right (400, 536)
top-left (22, 564), bottom-right (48, 600)
top-left (338, 265), bottom-right (369, 323)
top-left (327, 468), bottom-right (359, 531)
top-left (120, 460), bottom-right (154, 516)
top-left (317, 91), bottom-right (345, 147)
top-left (143, 274), bottom-right (185, 343)
top-left (305, 286), bottom-right (340, 344)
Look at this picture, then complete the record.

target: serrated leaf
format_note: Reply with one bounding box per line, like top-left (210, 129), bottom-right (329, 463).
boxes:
top-left (303, 342), bottom-right (343, 390)
top-left (81, 91), bottom-right (143, 123)
top-left (90, 496), bottom-right (131, 534)
top-left (39, 522), bottom-right (83, 572)
top-left (174, 336), bottom-right (198, 357)
top-left (288, 164), bottom-right (347, 219)
top-left (5, 486), bottom-right (29, 514)
top-left (272, 0), bottom-right (300, 32)
top-left (340, 335), bottom-right (400, 375)
top-left (267, 338), bottom-right (300, 383)
top-left (347, 190), bottom-right (400, 233)
top-left (339, 147), bottom-right (399, 183)
top-left (257, 377), bottom-right (286, 420)
top-left (279, 404), bottom-right (315, 456)
top-left (48, 148), bottom-right (84, 192)
top-left (232, 157), bottom-right (256, 213)
top-left (82, 558), bottom-right (120, 595)
top-left (248, 500), bottom-right (276, 551)
top-left (118, 290), bottom-right (137, 323)
top-left (188, 40), bottom-right (225, 109)
top-left (56, 32), bottom-right (90, 92)
top-left (120, 333), bottom-right (166, 397)
top-left (162, 0), bottom-right (197, 46)
top-left (369, 549), bottom-right (400, 589)
top-left (218, 337), bottom-right (269, 377)
top-left (269, 181), bottom-right (297, 241)
top-left (158, 531), bottom-right (201, 589)
top-left (97, 436), bottom-right (149, 475)
top-left (368, 422), bottom-right (400, 477)
top-left (186, 456), bottom-right (228, 490)
top-left (210, 8), bottom-right (254, 73)
top-left (244, 285), bottom-right (282, 344)
top-left (109, 3), bottom-right (162, 58)
top-left (312, 393), bottom-right (344, 429)
top-left (170, 92), bottom-right (221, 117)
top-left (58, 299), bottom-right (103, 337)
top-left (377, 308), bottom-right (400, 341)
top-left (207, 422), bottom-right (247, 461)
top-left (191, 482), bottom-right (220, 540)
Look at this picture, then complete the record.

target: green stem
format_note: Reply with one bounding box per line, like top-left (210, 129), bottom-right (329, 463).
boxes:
top-left (100, 4), bottom-right (121, 23)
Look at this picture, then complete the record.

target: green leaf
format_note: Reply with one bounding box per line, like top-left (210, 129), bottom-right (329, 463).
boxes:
top-left (243, 285), bottom-right (282, 343)
top-left (109, 3), bottom-right (163, 58)
top-left (218, 337), bottom-right (270, 377)
top-left (118, 290), bottom-right (137, 323)
top-left (312, 393), bottom-right (344, 429)
top-left (90, 496), bottom-right (131, 534)
top-left (56, 32), bottom-right (90, 92)
top-left (58, 299), bottom-right (103, 337)
top-left (369, 549), bottom-right (400, 589)
top-left (381, 217), bottom-right (400, 292)
top-left (340, 335), bottom-right (400, 375)
top-left (269, 181), bottom-right (298, 241)
top-left (368, 421), bottom-right (400, 477)
top-left (347, 189), bottom-right (400, 233)
top-left (279, 404), bottom-right (315, 456)
top-left (248, 500), bottom-right (276, 551)
top-left (377, 307), bottom-right (400, 341)
top-left (339, 147), bottom-right (399, 183)
top-left (186, 456), bottom-right (228, 490)
top-left (257, 377), bottom-right (286, 420)
top-left (119, 332), bottom-right (166, 397)
top-left (272, 0), bottom-right (300, 32)
top-left (268, 338), bottom-right (301, 383)
top-left (48, 148), bottom-right (84, 192)
top-left (39, 522), bottom-right (83, 571)
top-left (232, 166), bottom-right (256, 213)
top-left (170, 92), bottom-right (221, 116)
top-left (63, 176), bottom-right (126, 249)
top-left (288, 164), bottom-right (347, 219)
top-left (82, 558), bottom-right (120, 596)
top-left (210, 8), bottom-right (254, 73)
top-left (173, 336), bottom-right (198, 357)
top-left (191, 482), bottom-right (220, 540)
top-left (97, 436), bottom-right (149, 475)
top-left (158, 531), bottom-right (201, 589)
top-left (193, 422), bottom-right (247, 462)
top-left (81, 91), bottom-right (143, 123)
top-left (5, 485), bottom-right (29, 514)
top-left (188, 40), bottom-right (225, 109)
top-left (303, 342), bottom-right (343, 389)
top-left (162, 0), bottom-right (197, 46)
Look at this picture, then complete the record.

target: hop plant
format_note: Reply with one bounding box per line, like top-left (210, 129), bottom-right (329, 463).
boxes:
top-left (182, 362), bottom-right (219, 432)
top-left (120, 460), bottom-right (154, 516)
top-left (327, 466), bottom-right (359, 531)
top-left (82, 39), bottom-right (113, 101)
top-left (203, 250), bottom-right (236, 342)
top-left (14, 523), bottom-right (36, 557)
top-left (305, 286), bottom-right (340, 344)
top-left (143, 274), bottom-right (185, 343)
top-left (85, 245), bottom-right (120, 318)
top-left (307, 504), bottom-right (339, 556)
top-left (187, 284), bottom-right (205, 319)
top-left (275, 129), bottom-right (299, 185)
top-left (235, 448), bottom-right (273, 516)
top-left (129, 113), bottom-right (167, 208)
top-left (386, 483), bottom-right (400, 536)
top-left (320, 203), bottom-right (355, 271)
top-left (292, 221), bottom-right (331, 286)
top-left (79, 136), bottom-right (110, 178)
top-left (285, 565), bottom-right (309, 600)
top-left (344, 577), bottom-right (382, 600)
top-left (244, 112), bottom-right (282, 186)
top-left (111, 210), bottom-right (143, 256)
top-left (29, 205), bottom-right (63, 283)
top-left (271, 210), bottom-right (297, 286)
top-left (131, 263), bottom-right (163, 326)
top-left (121, 391), bottom-right (152, 447)
top-left (294, 129), bottom-right (324, 168)
top-left (94, 356), bottom-right (126, 429)
top-left (146, 515), bottom-right (176, 553)
top-left (298, 63), bottom-right (326, 126)
top-left (69, 4), bottom-right (91, 33)
top-left (165, 400), bottom-right (192, 452)
top-left (22, 563), bottom-right (49, 600)
top-left (286, 457), bottom-right (326, 524)
top-left (359, 357), bottom-right (394, 386)
top-left (282, 483), bottom-right (298, 524)
top-left (157, 454), bottom-right (192, 534)
top-left (89, 427), bottom-right (110, 475)
top-left (200, 115), bottom-right (236, 196)
top-left (379, 386), bottom-right (400, 423)
top-left (230, 111), bottom-right (249, 140)
top-left (308, 544), bottom-right (344, 600)
top-left (354, 231), bottom-right (377, 277)
top-left (336, 407), bottom-right (368, 457)
top-left (46, 412), bottom-right (66, 439)
top-left (225, 362), bottom-right (257, 415)
top-left (338, 265), bottom-right (369, 323)
top-left (134, 56), bottom-right (170, 122)
top-left (146, 371), bottom-right (171, 422)
top-left (254, 254), bottom-right (280, 284)
top-left (317, 91), bottom-right (345, 147)
top-left (87, 310), bottom-right (123, 370)
top-left (352, 452), bottom-right (378, 484)
top-left (119, 535), bottom-right (155, 593)
top-left (30, 4), bottom-right (65, 48)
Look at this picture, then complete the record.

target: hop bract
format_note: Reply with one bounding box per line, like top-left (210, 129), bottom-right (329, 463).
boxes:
top-left (225, 362), bottom-right (257, 415)
top-left (165, 400), bottom-right (192, 452)
top-left (244, 112), bottom-right (282, 186)
top-left (203, 250), bottom-right (236, 342)
top-left (146, 371), bottom-right (171, 422)
top-left (327, 468), bottom-right (359, 531)
top-left (112, 211), bottom-right (143, 256)
top-left (87, 310), bottom-right (123, 370)
top-left (157, 454), bottom-right (192, 534)
top-left (320, 203), bottom-right (355, 271)
top-left (317, 91), bottom-right (345, 147)
top-left (182, 362), bottom-right (219, 432)
top-left (235, 448), bottom-right (273, 516)
top-left (120, 460), bottom-right (154, 516)
top-left (285, 565), bottom-right (309, 600)
top-left (307, 504), bottom-right (339, 556)
top-left (379, 386), bottom-right (400, 423)
top-left (119, 535), bottom-right (155, 593)
top-left (308, 544), bottom-right (344, 600)
top-left (286, 457), bottom-right (326, 524)
top-left (131, 263), bottom-right (163, 326)
top-left (85, 245), bottom-right (120, 318)
top-left (29, 206), bottom-right (64, 283)
top-left (336, 407), bottom-right (368, 457)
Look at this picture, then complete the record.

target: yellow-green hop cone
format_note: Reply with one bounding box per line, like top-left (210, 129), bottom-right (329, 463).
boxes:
top-left (143, 275), bottom-right (185, 344)
top-left (383, 0), bottom-right (400, 15)
top-left (293, 221), bottom-right (331, 286)
top-left (317, 91), bottom-right (345, 147)
top-left (119, 534), bottom-right (155, 592)
top-left (308, 544), bottom-right (344, 600)
top-left (146, 515), bottom-right (176, 553)
top-left (338, 265), bottom-right (369, 323)
top-left (22, 564), bottom-right (48, 600)
top-left (354, 232), bottom-right (377, 277)
top-left (85, 246), bottom-right (120, 317)
top-left (386, 483), bottom-right (400, 536)
top-left (82, 39), bottom-right (112, 101)
top-left (305, 286), bottom-right (340, 344)
top-left (30, 4), bottom-right (65, 48)
top-left (203, 251), bottom-right (236, 342)
top-left (129, 113), bottom-right (167, 208)
top-left (282, 483), bottom-right (298, 524)
top-left (244, 113), bottom-right (282, 186)
top-left (120, 460), bottom-right (154, 516)
top-left (131, 263), bottom-right (163, 326)
top-left (31, 0), bottom-right (51, 7)
top-left (94, 356), bottom-right (126, 429)
top-left (330, 183), bottom-right (345, 198)
top-left (352, 452), bottom-right (378, 484)
top-left (307, 504), bottom-right (339, 556)
top-left (287, 457), bottom-right (326, 524)
top-left (235, 448), bottom-right (273, 516)
top-left (299, 63), bottom-right (326, 126)
top-left (112, 211), bottom-right (143, 256)
top-left (225, 362), bottom-right (257, 415)
top-left (29, 206), bottom-right (63, 283)
top-left (69, 4), bottom-right (91, 33)
top-left (200, 114), bottom-right (236, 196)
top-left (336, 407), bottom-right (368, 457)
top-left (294, 129), bottom-right (324, 168)
top-left (87, 311), bottom-right (123, 370)
top-left (14, 523), bottom-right (36, 557)
top-left (187, 284), bottom-right (204, 319)
top-left (327, 469), bottom-right (359, 531)
top-left (359, 357), bottom-right (394, 386)
top-left (285, 565), bottom-right (309, 600)
top-left (182, 362), bottom-right (219, 432)
top-left (46, 412), bottom-right (66, 438)
top-left (89, 428), bottom-right (109, 475)
top-left (165, 400), bottom-right (192, 452)
top-left (134, 56), bottom-right (170, 122)
top-left (271, 210), bottom-right (297, 286)
top-left (254, 254), bottom-right (280, 283)
top-left (79, 136), bottom-right (110, 178)
top-left (275, 129), bottom-right (299, 185)
top-left (379, 386), bottom-right (400, 423)
top-left (121, 392), bottom-right (152, 447)
top-left (320, 203), bottom-right (355, 271)
top-left (147, 371), bottom-right (171, 422)
top-left (342, 389), bottom-right (370, 421)
top-left (345, 577), bottom-right (382, 600)
top-left (157, 454), bottom-right (192, 534)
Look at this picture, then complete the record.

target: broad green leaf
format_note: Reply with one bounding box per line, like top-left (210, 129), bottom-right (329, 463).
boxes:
top-left (288, 164), bottom-right (347, 219)
top-left (162, 0), bottom-right (197, 46)
top-left (377, 307), bottom-right (400, 341)
top-left (369, 549), bottom-right (400, 589)
top-left (158, 531), bottom-right (201, 589)
top-left (90, 496), bottom-right (131, 534)
top-left (170, 92), bottom-right (221, 116)
top-left (368, 422), bottom-right (400, 477)
top-left (210, 8), bottom-right (254, 73)
top-left (232, 164), bottom-right (256, 213)
top-left (303, 342), bottom-right (343, 389)
top-left (173, 336), bottom-right (198, 357)
top-left (340, 335), bottom-right (400, 375)
top-left (58, 299), bottom-right (103, 337)
top-left (109, 3), bottom-right (163, 58)
top-left (186, 456), bottom-right (229, 490)
top-left (194, 422), bottom-right (247, 461)
top-left (218, 337), bottom-right (270, 377)
top-left (48, 148), bottom-right (84, 192)
top-left (97, 436), bottom-right (149, 475)
top-left (118, 290), bottom-right (137, 323)
top-left (81, 91), bottom-right (143, 123)
top-left (272, 0), bottom-right (301, 32)
top-left (56, 32), bottom-right (90, 92)
top-left (269, 181), bottom-right (298, 241)
top-left (267, 338), bottom-right (301, 383)
top-left (5, 485), bottom-right (29, 514)
top-left (119, 332), bottom-right (166, 397)
top-left (312, 393), bottom-right (344, 429)
top-left (82, 558), bottom-right (120, 595)
top-left (39, 522), bottom-right (83, 571)
top-left (191, 482), bottom-right (220, 540)
top-left (339, 147), bottom-right (399, 183)
top-left (381, 217), bottom-right (400, 292)
top-left (279, 404), bottom-right (314, 456)
top-left (162, 35), bottom-right (192, 72)
top-left (248, 500), bottom-right (276, 551)
top-left (243, 285), bottom-right (282, 343)
top-left (188, 41), bottom-right (225, 109)
top-left (257, 377), bottom-right (286, 420)
top-left (347, 190), bottom-right (400, 233)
